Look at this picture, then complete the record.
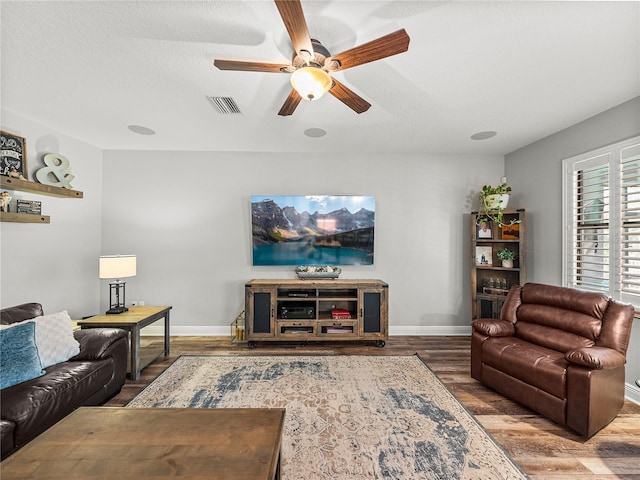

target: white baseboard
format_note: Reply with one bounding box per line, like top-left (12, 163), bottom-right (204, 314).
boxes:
top-left (141, 325), bottom-right (473, 337)
top-left (625, 382), bottom-right (640, 405)
top-left (389, 326), bottom-right (472, 336)
top-left (142, 325), bottom-right (228, 336)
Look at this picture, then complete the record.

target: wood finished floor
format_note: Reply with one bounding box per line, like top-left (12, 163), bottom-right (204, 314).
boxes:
top-left (106, 336), bottom-right (640, 479)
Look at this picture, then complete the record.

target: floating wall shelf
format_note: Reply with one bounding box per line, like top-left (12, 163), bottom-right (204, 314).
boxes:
top-left (0, 177), bottom-right (83, 223)
top-left (1, 177), bottom-right (83, 198)
top-left (0, 212), bottom-right (50, 224)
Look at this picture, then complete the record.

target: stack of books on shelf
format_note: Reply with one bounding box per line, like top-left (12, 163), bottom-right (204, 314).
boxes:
top-left (331, 309), bottom-right (351, 319)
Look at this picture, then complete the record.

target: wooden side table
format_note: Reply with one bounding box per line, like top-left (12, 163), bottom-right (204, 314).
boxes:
top-left (78, 306), bottom-right (172, 380)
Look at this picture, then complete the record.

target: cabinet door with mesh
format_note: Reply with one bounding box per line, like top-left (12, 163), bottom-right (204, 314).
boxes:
top-left (245, 288), bottom-right (275, 338)
top-left (360, 287), bottom-right (388, 339)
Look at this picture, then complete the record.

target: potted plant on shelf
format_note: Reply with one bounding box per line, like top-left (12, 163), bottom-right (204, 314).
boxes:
top-left (478, 182), bottom-right (519, 227)
top-left (496, 248), bottom-right (518, 268)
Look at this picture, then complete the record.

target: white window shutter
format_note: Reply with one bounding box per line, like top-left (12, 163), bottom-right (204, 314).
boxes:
top-left (563, 136), bottom-right (640, 307)
top-left (565, 154), bottom-right (611, 293)
top-left (619, 142), bottom-right (640, 302)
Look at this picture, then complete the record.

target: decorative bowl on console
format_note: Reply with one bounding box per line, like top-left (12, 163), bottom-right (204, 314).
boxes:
top-left (295, 266), bottom-right (341, 279)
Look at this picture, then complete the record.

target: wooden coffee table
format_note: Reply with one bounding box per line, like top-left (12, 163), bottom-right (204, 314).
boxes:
top-left (78, 306), bottom-right (172, 380)
top-left (1, 407), bottom-right (285, 480)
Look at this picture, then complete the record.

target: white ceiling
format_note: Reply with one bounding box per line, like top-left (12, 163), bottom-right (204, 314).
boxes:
top-left (1, 1), bottom-right (638, 155)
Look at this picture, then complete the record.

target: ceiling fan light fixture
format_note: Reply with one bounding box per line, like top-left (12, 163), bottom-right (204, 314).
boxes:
top-left (290, 67), bottom-right (332, 101)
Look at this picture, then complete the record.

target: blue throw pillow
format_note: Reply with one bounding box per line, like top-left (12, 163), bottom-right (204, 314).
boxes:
top-left (0, 321), bottom-right (45, 389)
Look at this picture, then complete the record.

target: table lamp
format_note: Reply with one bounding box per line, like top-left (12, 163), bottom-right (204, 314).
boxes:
top-left (99, 255), bottom-right (136, 314)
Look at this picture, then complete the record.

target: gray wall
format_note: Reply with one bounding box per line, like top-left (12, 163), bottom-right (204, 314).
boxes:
top-left (0, 108), bottom-right (505, 332)
top-left (100, 150), bottom-right (504, 335)
top-left (0, 109), bottom-right (103, 317)
top-left (3, 102), bottom-right (638, 399)
top-left (505, 96), bottom-right (640, 399)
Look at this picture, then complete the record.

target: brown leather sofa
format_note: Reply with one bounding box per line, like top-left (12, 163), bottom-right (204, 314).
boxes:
top-left (1, 302), bottom-right (128, 459)
top-left (471, 283), bottom-right (635, 438)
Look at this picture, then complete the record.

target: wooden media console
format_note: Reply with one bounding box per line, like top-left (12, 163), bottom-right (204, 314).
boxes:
top-left (245, 279), bottom-right (388, 347)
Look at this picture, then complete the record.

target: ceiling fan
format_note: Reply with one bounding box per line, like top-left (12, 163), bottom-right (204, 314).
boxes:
top-left (213, 0), bottom-right (410, 116)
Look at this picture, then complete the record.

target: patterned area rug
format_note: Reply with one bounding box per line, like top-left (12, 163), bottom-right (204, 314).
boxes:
top-left (127, 355), bottom-right (527, 480)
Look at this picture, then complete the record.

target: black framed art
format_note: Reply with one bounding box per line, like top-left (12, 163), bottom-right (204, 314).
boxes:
top-left (0, 131), bottom-right (27, 179)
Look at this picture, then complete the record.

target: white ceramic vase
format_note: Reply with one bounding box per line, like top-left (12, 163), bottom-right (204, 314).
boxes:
top-left (484, 194), bottom-right (510, 210)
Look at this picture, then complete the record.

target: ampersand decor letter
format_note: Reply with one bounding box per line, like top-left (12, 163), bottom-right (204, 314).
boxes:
top-left (36, 153), bottom-right (76, 189)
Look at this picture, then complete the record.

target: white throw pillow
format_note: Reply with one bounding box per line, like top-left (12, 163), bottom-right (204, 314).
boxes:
top-left (27, 311), bottom-right (80, 368)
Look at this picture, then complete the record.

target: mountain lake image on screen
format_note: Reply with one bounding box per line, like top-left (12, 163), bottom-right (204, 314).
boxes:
top-left (251, 195), bottom-right (375, 266)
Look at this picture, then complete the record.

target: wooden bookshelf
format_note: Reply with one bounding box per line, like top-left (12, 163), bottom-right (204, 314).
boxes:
top-left (471, 209), bottom-right (526, 319)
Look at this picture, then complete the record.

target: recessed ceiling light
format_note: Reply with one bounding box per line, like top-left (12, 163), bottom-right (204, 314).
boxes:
top-left (128, 125), bottom-right (156, 135)
top-left (471, 131), bottom-right (497, 141)
top-left (304, 128), bottom-right (327, 138)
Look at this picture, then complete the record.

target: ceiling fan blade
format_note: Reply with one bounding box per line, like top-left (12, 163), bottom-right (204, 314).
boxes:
top-left (274, 0), bottom-right (314, 57)
top-left (214, 59), bottom-right (289, 73)
top-left (326, 29), bottom-right (410, 71)
top-left (278, 89), bottom-right (303, 116)
top-left (329, 78), bottom-right (371, 114)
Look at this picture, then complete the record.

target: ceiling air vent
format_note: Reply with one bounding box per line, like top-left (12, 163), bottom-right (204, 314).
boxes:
top-left (208, 96), bottom-right (242, 114)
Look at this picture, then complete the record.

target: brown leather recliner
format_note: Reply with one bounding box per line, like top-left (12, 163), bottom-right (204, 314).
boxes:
top-left (471, 282), bottom-right (635, 438)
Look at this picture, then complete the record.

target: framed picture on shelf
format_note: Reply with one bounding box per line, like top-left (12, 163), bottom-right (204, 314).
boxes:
top-left (475, 246), bottom-right (492, 266)
top-left (501, 223), bottom-right (520, 240)
top-left (476, 219), bottom-right (493, 239)
top-left (0, 130), bottom-right (27, 179)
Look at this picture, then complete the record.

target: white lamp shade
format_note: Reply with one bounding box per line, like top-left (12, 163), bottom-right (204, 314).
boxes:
top-left (290, 67), bottom-right (332, 101)
top-left (99, 255), bottom-right (137, 279)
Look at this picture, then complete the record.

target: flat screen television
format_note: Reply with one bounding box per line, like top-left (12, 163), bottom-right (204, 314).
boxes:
top-left (251, 195), bottom-right (375, 266)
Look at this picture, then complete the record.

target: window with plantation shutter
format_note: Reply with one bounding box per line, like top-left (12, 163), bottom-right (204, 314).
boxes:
top-left (563, 136), bottom-right (640, 306)
top-left (564, 154), bottom-right (610, 293)
top-left (620, 142), bottom-right (640, 300)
